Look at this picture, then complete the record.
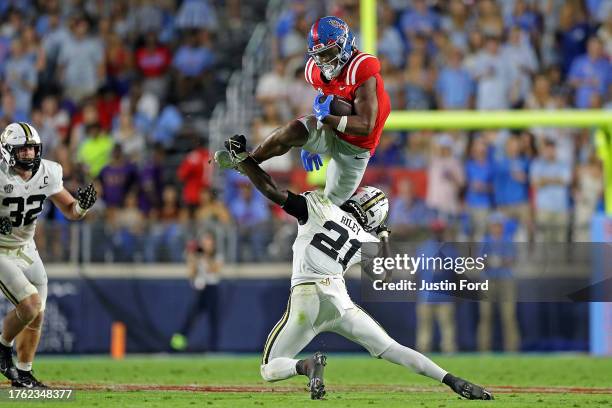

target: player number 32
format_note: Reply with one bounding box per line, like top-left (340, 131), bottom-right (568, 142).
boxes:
top-left (2, 195), bottom-right (46, 227)
top-left (310, 221), bottom-right (361, 268)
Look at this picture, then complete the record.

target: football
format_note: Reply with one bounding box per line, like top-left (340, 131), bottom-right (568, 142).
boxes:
top-left (318, 94), bottom-right (354, 116)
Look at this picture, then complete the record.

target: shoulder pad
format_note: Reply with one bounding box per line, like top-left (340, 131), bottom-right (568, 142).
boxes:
top-left (344, 53), bottom-right (379, 86)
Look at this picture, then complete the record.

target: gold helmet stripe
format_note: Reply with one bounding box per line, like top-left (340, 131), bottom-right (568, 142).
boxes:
top-left (17, 122), bottom-right (32, 142)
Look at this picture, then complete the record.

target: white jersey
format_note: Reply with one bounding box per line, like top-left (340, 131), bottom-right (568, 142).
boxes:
top-left (291, 191), bottom-right (379, 287)
top-left (0, 159), bottom-right (63, 247)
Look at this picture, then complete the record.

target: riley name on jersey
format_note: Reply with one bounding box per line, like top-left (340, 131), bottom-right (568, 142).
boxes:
top-left (0, 159), bottom-right (63, 246)
top-left (291, 190), bottom-right (379, 288)
top-left (304, 51), bottom-right (391, 153)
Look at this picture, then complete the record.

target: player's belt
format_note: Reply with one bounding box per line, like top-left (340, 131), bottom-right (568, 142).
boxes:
top-left (0, 245), bottom-right (33, 264)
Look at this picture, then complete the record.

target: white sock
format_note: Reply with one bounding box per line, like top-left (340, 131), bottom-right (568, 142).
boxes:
top-left (381, 341), bottom-right (447, 382)
top-left (0, 335), bottom-right (13, 347)
top-left (260, 358), bottom-right (299, 382)
top-left (17, 362), bottom-right (32, 372)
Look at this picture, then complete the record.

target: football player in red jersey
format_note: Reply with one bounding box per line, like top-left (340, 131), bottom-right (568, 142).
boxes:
top-left (216, 16), bottom-right (391, 206)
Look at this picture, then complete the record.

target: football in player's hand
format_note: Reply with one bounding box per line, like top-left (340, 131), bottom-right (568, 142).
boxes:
top-left (317, 95), bottom-right (353, 116)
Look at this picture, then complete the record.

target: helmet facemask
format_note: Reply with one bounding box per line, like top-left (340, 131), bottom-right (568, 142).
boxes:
top-left (8, 143), bottom-right (42, 172)
top-left (309, 30), bottom-right (354, 80)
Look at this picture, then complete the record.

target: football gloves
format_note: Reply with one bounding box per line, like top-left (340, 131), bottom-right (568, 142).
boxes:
top-left (313, 94), bottom-right (333, 122)
top-left (77, 183), bottom-right (97, 212)
top-left (0, 216), bottom-right (12, 235)
top-left (301, 150), bottom-right (323, 172)
top-left (375, 214), bottom-right (391, 240)
top-left (224, 134), bottom-right (249, 164)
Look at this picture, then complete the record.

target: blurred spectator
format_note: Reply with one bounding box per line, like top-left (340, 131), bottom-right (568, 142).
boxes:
top-left (57, 15), bottom-right (104, 103)
top-left (170, 232), bottom-right (222, 352)
top-left (475, 0), bottom-right (504, 37)
top-left (596, 10), bottom-right (612, 57)
top-left (557, 1), bottom-right (591, 76)
top-left (229, 181), bottom-right (270, 263)
top-left (112, 111), bottom-right (146, 162)
top-left (252, 103), bottom-right (293, 172)
top-left (40, 94), bottom-right (69, 156)
top-left (145, 185), bottom-right (186, 263)
top-left (573, 152), bottom-right (603, 241)
top-left (402, 50), bottom-right (434, 110)
top-left (369, 133), bottom-right (403, 167)
top-left (175, 0), bottom-right (219, 32)
top-left (493, 134), bottom-right (531, 237)
top-left (138, 144), bottom-right (165, 216)
top-left (278, 8), bottom-right (310, 60)
top-left (135, 31), bottom-right (172, 99)
top-left (568, 37), bottom-right (611, 109)
top-left (151, 103), bottom-right (184, 148)
top-left (97, 144), bottom-right (138, 209)
top-left (478, 212), bottom-right (521, 352)
top-left (389, 178), bottom-right (434, 238)
top-left (464, 137), bottom-right (493, 240)
top-left (377, 3), bottom-right (405, 69)
top-left (467, 35), bottom-right (519, 110)
top-left (195, 188), bottom-right (231, 229)
top-left (255, 60), bottom-right (289, 120)
top-left (416, 220), bottom-right (457, 353)
top-left (426, 135), bottom-right (465, 219)
top-left (172, 29), bottom-right (215, 98)
top-left (502, 26), bottom-right (538, 105)
top-left (402, 131), bottom-right (430, 169)
top-left (126, 1), bottom-right (165, 38)
top-left (505, 0), bottom-right (539, 36)
top-left (40, 10), bottom-right (70, 80)
top-left (21, 25), bottom-right (45, 77)
top-left (76, 122), bottom-right (114, 178)
top-left (4, 37), bottom-right (37, 114)
top-left (177, 138), bottom-right (211, 215)
top-left (530, 138), bottom-right (572, 242)
top-left (399, 0), bottom-right (439, 40)
top-left (435, 47), bottom-right (473, 109)
top-left (440, 0), bottom-right (470, 51)
top-left (111, 190), bottom-right (146, 262)
top-left (525, 74), bottom-right (560, 110)
top-left (105, 32), bottom-right (133, 96)
top-left (287, 64), bottom-right (317, 117)
top-left (0, 89), bottom-right (28, 124)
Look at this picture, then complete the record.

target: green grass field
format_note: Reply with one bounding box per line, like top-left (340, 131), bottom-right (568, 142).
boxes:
top-left (1, 354), bottom-right (611, 407)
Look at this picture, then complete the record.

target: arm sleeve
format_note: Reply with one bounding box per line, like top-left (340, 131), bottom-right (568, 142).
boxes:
top-left (282, 190), bottom-right (308, 224)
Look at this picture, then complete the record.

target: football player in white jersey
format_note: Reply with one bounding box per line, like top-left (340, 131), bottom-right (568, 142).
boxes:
top-left (220, 135), bottom-right (493, 401)
top-left (0, 122), bottom-right (97, 388)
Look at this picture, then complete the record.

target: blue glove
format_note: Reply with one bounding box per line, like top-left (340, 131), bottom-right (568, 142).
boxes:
top-left (313, 94), bottom-right (333, 122)
top-left (301, 150), bottom-right (323, 172)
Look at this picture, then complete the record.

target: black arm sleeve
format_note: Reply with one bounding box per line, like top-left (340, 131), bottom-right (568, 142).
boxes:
top-left (282, 191), bottom-right (308, 224)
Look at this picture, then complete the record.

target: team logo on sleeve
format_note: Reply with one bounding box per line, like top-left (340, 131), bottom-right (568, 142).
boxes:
top-left (4, 184), bottom-right (12, 193)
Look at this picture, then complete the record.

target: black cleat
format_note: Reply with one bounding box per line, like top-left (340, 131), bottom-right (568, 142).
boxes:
top-left (0, 343), bottom-right (17, 381)
top-left (451, 376), bottom-right (494, 400)
top-left (12, 369), bottom-right (48, 389)
top-left (306, 352), bottom-right (327, 400)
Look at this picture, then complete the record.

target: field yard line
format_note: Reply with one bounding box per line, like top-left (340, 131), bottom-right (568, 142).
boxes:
top-left (9, 383), bottom-right (611, 395)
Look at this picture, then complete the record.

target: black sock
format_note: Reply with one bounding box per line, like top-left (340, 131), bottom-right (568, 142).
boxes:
top-left (442, 373), bottom-right (457, 387)
top-left (295, 359), bottom-right (307, 376)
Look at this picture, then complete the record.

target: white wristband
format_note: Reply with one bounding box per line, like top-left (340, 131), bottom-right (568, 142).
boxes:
top-left (75, 202), bottom-right (89, 217)
top-left (337, 116), bottom-right (348, 133)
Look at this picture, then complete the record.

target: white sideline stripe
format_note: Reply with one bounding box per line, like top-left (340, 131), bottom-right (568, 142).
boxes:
top-left (45, 263), bottom-right (362, 279)
top-left (351, 54), bottom-right (374, 85)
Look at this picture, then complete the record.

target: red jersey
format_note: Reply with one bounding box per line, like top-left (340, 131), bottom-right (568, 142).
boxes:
top-left (304, 51), bottom-right (391, 154)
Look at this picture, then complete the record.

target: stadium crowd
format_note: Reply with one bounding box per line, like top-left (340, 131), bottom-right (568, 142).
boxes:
top-left (0, 0), bottom-right (609, 263)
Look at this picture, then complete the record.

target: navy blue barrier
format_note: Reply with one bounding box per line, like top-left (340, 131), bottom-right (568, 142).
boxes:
top-left (0, 278), bottom-right (589, 354)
